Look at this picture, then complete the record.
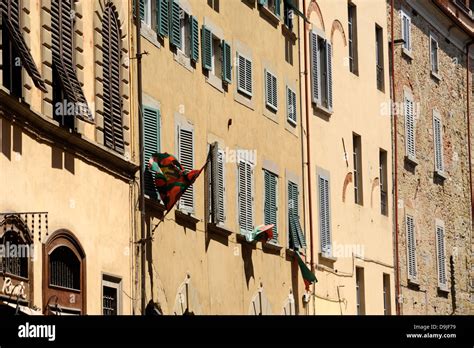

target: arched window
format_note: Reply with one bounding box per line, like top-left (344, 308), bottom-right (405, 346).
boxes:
top-left (51, 0), bottom-right (89, 128)
top-left (102, 4), bottom-right (124, 153)
top-left (49, 246), bottom-right (80, 290)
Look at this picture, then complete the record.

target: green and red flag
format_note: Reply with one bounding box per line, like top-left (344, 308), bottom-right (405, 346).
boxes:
top-left (148, 152), bottom-right (205, 211)
top-left (245, 224), bottom-right (274, 243)
top-left (295, 251), bottom-right (317, 291)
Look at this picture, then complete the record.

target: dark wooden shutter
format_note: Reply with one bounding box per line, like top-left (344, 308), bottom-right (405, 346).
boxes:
top-left (102, 4), bottom-right (124, 153)
top-left (1, 0), bottom-right (46, 91)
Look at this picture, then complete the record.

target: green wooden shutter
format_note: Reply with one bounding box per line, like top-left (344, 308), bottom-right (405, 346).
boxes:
top-left (169, 0), bottom-right (181, 47)
top-left (156, 0), bottom-right (169, 37)
top-left (258, 0), bottom-right (268, 6)
top-left (222, 40), bottom-right (232, 83)
top-left (190, 16), bottom-right (199, 62)
top-left (139, 0), bottom-right (145, 21)
top-left (201, 26), bottom-right (212, 70)
top-left (143, 106), bottom-right (160, 198)
top-left (275, 0), bottom-right (281, 17)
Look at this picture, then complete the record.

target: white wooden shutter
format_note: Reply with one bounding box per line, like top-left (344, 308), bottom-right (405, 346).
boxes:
top-left (238, 159), bottom-right (253, 233)
top-left (436, 225), bottom-right (447, 289)
top-left (287, 86), bottom-right (297, 125)
top-left (433, 111), bottom-right (444, 173)
top-left (406, 215), bottom-right (417, 281)
top-left (178, 124), bottom-right (194, 212)
top-left (405, 96), bottom-right (416, 160)
top-left (265, 70), bottom-right (278, 111)
top-left (319, 175), bottom-right (331, 256)
top-left (245, 56), bottom-right (253, 96)
top-left (326, 41), bottom-right (333, 111)
top-left (264, 171), bottom-right (278, 242)
top-left (216, 149), bottom-right (225, 223)
top-left (237, 53), bottom-right (252, 97)
top-left (310, 31), bottom-right (321, 105)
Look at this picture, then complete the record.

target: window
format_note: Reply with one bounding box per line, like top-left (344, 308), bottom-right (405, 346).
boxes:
top-left (51, 0), bottom-right (89, 128)
top-left (211, 36), bottom-right (222, 79)
top-left (102, 275), bottom-right (121, 315)
top-left (430, 35), bottom-right (439, 75)
top-left (177, 123), bottom-right (194, 213)
top-left (383, 274), bottom-right (391, 315)
top-left (375, 24), bottom-right (384, 91)
top-left (379, 149), bottom-right (388, 215)
top-left (49, 246), bottom-right (80, 290)
top-left (139, 0), bottom-right (151, 26)
top-left (207, 0), bottom-right (219, 12)
top-left (406, 215), bottom-right (417, 282)
top-left (401, 9), bottom-right (411, 52)
top-left (436, 224), bottom-right (448, 291)
top-left (356, 267), bottom-right (365, 315)
top-left (238, 159), bottom-right (254, 234)
top-left (318, 174), bottom-right (331, 256)
top-left (102, 4), bottom-right (124, 153)
top-left (209, 144), bottom-right (225, 225)
top-left (260, 0), bottom-right (281, 17)
top-left (286, 86), bottom-right (297, 125)
top-left (352, 133), bottom-right (363, 205)
top-left (237, 53), bottom-right (253, 97)
top-left (1, 0), bottom-right (46, 98)
top-left (348, 2), bottom-right (358, 74)
top-left (264, 170), bottom-right (278, 243)
top-left (143, 106), bottom-right (161, 199)
top-left (285, 37), bottom-right (293, 65)
top-left (178, 10), bottom-right (191, 56)
top-left (201, 26), bottom-right (231, 83)
top-left (404, 93), bottom-right (416, 161)
top-left (156, 0), bottom-right (169, 37)
top-left (169, 0), bottom-right (181, 47)
top-left (265, 70), bottom-right (278, 111)
top-left (288, 181), bottom-right (306, 250)
top-left (433, 111), bottom-right (444, 176)
top-left (283, 1), bottom-right (293, 30)
top-left (0, 231), bottom-right (28, 278)
top-left (310, 31), bottom-right (333, 112)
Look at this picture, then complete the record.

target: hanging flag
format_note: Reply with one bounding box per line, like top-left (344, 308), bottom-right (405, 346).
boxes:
top-left (245, 224), bottom-right (274, 243)
top-left (295, 252), bottom-right (317, 291)
top-left (148, 152), bottom-right (206, 212)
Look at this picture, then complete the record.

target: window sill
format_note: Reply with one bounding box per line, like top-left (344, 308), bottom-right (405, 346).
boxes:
top-left (313, 103), bottom-right (333, 116)
top-left (408, 278), bottom-right (420, 286)
top-left (435, 169), bottom-right (447, 180)
top-left (206, 73), bottom-right (224, 93)
top-left (234, 90), bottom-right (255, 110)
top-left (263, 241), bottom-right (283, 251)
top-left (207, 223), bottom-right (232, 237)
top-left (319, 252), bottom-right (337, 263)
top-left (402, 48), bottom-right (413, 60)
top-left (282, 25), bottom-right (296, 41)
top-left (174, 51), bottom-right (194, 72)
top-left (141, 26), bottom-right (161, 49)
top-left (175, 209), bottom-right (199, 226)
top-left (259, 6), bottom-right (280, 26)
top-left (405, 155), bottom-right (418, 166)
top-left (236, 232), bottom-right (258, 246)
top-left (145, 196), bottom-right (166, 214)
top-left (430, 70), bottom-right (442, 82)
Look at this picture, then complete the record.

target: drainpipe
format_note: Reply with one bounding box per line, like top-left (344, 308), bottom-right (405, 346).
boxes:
top-left (390, 0), bottom-right (401, 316)
top-left (134, 0), bottom-right (147, 314)
top-left (466, 40), bottom-right (473, 229)
top-left (302, 0), bottom-right (315, 297)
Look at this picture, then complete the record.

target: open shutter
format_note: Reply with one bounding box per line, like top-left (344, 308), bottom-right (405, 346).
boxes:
top-left (319, 175), bottom-right (331, 255)
top-left (222, 40), bottom-right (232, 84)
top-left (238, 161), bottom-right (247, 233)
top-left (156, 0), bottom-right (169, 37)
top-left (139, 0), bottom-right (145, 21)
top-left (326, 41), bottom-right (333, 111)
top-left (169, 0), bottom-right (181, 47)
top-left (245, 57), bottom-right (252, 96)
top-left (405, 96), bottom-right (415, 159)
top-left (143, 107), bottom-right (160, 198)
top-left (310, 31), bottom-right (321, 105)
top-left (433, 112), bottom-right (443, 173)
top-left (190, 16), bottom-right (199, 62)
top-left (247, 162), bottom-right (254, 233)
top-left (275, 0), bottom-right (281, 17)
top-left (178, 125), bottom-right (194, 212)
top-left (406, 215), bottom-right (417, 281)
top-left (211, 145), bottom-right (225, 224)
top-left (201, 26), bottom-right (212, 70)
top-left (264, 171), bottom-right (278, 243)
top-left (436, 226), bottom-right (447, 289)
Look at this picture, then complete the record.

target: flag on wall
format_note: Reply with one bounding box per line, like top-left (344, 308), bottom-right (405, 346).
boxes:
top-left (148, 152), bottom-right (204, 211)
top-left (295, 252), bottom-right (317, 291)
top-left (244, 224), bottom-right (274, 243)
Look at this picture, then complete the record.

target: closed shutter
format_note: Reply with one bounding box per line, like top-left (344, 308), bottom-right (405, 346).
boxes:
top-left (310, 31), bottom-right (321, 105)
top-left (433, 112), bottom-right (443, 173)
top-left (405, 96), bottom-right (415, 159)
top-left (406, 215), bottom-right (417, 281)
top-left (143, 107), bottom-right (160, 198)
top-left (190, 16), bottom-right (199, 62)
top-left (264, 171), bottom-right (278, 243)
top-left (1, 0), bottom-right (46, 91)
top-left (287, 86), bottom-right (297, 125)
top-left (245, 57), bottom-right (252, 95)
top-left (238, 160), bottom-right (253, 234)
top-left (319, 175), bottom-right (331, 256)
top-left (326, 41), bottom-right (333, 111)
top-left (156, 0), bottom-right (169, 37)
top-left (221, 40), bottom-right (232, 84)
top-left (178, 125), bottom-right (194, 212)
top-left (169, 0), bottom-right (181, 47)
top-left (265, 70), bottom-right (277, 110)
top-left (201, 25), bottom-right (212, 70)
top-left (103, 5), bottom-right (124, 153)
top-left (211, 145), bottom-right (225, 225)
top-left (237, 53), bottom-right (252, 97)
top-left (436, 225), bottom-right (447, 289)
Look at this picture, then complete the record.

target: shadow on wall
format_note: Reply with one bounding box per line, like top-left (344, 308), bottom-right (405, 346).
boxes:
top-left (50, 145), bottom-right (75, 174)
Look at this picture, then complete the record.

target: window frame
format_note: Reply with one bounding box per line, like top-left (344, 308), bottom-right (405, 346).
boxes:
top-left (348, 2), bottom-right (358, 75)
top-left (401, 9), bottom-right (412, 55)
top-left (236, 52), bottom-right (253, 98)
top-left (430, 34), bottom-right (440, 77)
top-left (102, 274), bottom-right (122, 315)
top-left (264, 69), bottom-right (278, 112)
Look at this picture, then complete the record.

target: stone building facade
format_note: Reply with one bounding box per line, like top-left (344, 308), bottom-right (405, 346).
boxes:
top-left (388, 0), bottom-right (473, 314)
